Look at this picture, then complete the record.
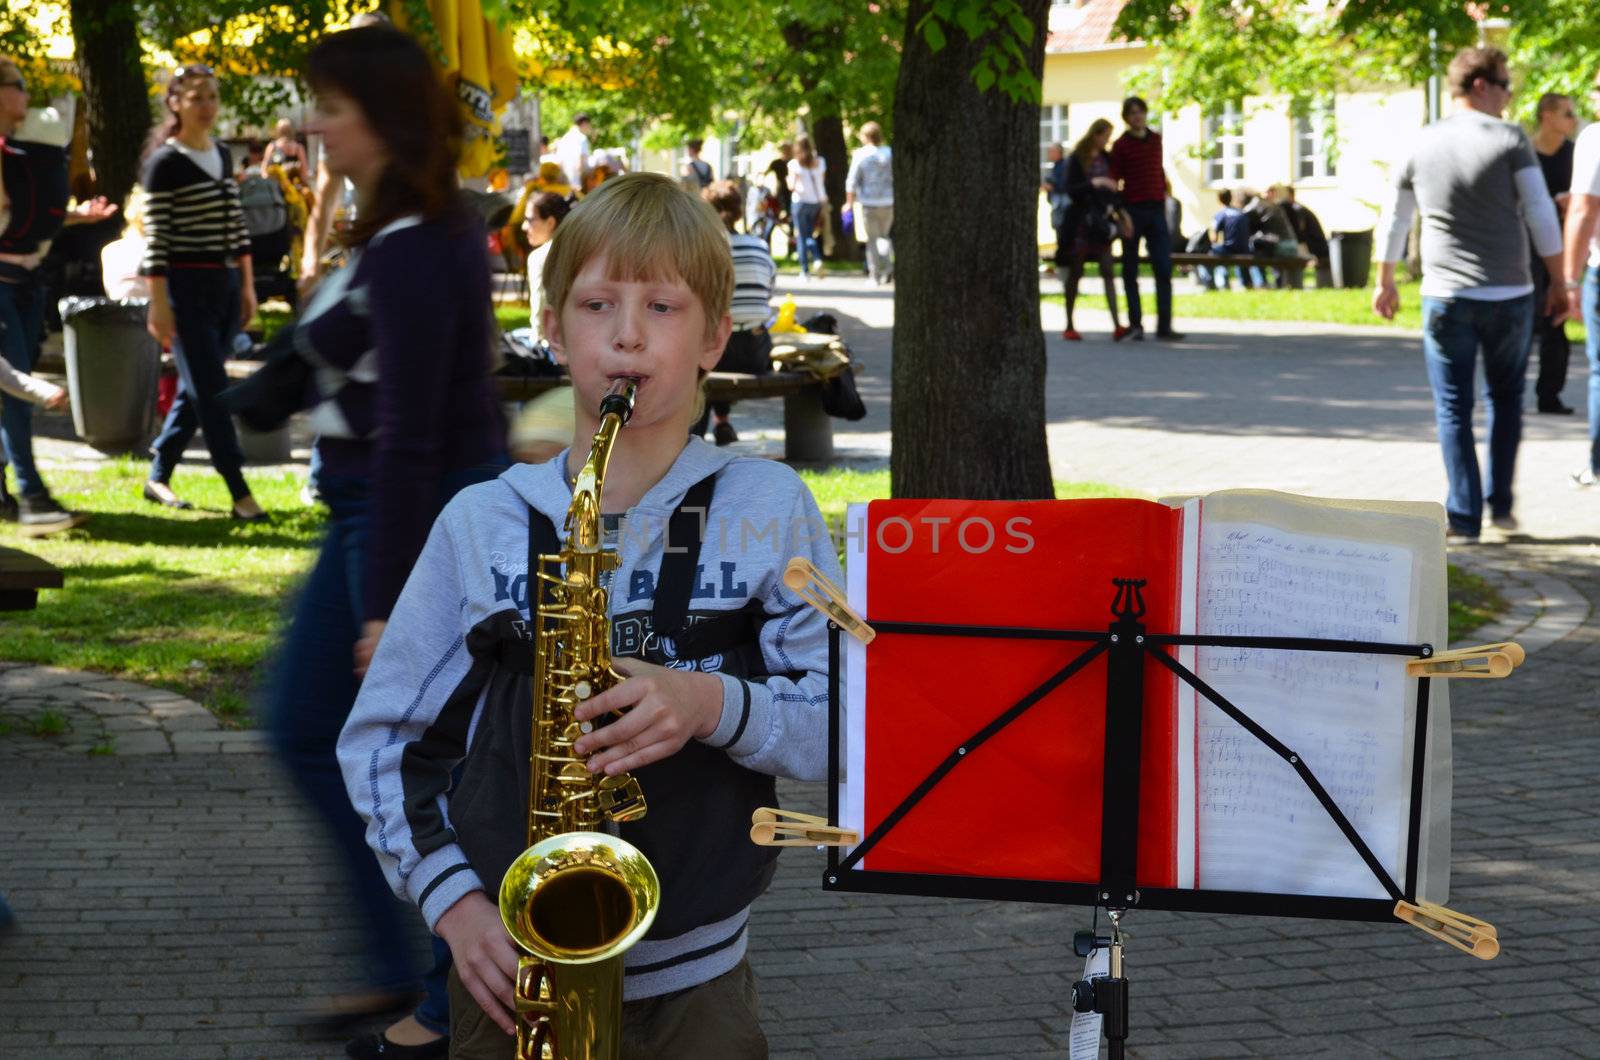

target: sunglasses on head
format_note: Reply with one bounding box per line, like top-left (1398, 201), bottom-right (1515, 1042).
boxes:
top-left (0, 77), bottom-right (25, 94)
top-left (171, 63), bottom-right (215, 82)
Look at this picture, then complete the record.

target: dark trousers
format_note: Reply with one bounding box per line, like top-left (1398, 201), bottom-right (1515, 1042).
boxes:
top-left (1120, 201), bottom-right (1173, 332)
top-left (148, 267), bottom-right (250, 500)
top-left (694, 329), bottom-right (772, 431)
top-left (1530, 256), bottom-right (1571, 406)
top-left (447, 958), bottom-right (767, 1059)
top-left (264, 473), bottom-right (418, 993)
top-left (264, 460), bottom-right (505, 998)
top-left (0, 276), bottom-right (47, 496)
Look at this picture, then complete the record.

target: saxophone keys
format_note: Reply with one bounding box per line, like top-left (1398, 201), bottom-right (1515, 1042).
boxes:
top-left (573, 679), bottom-right (593, 700)
top-left (598, 775), bottom-right (647, 822)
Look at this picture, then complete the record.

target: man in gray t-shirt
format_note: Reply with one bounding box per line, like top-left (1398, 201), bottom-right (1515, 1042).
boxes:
top-left (1373, 46), bottom-right (1565, 544)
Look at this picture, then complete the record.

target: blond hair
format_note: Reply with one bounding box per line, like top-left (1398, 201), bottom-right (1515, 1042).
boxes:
top-left (541, 171), bottom-right (734, 340)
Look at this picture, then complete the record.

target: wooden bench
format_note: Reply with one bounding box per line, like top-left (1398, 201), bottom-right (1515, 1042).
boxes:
top-left (497, 369), bottom-right (843, 462)
top-left (1167, 252), bottom-right (1318, 286)
top-left (0, 545), bottom-right (64, 612)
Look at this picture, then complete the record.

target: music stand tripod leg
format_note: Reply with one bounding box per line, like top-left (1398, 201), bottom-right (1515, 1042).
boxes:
top-left (1073, 909), bottom-right (1131, 1060)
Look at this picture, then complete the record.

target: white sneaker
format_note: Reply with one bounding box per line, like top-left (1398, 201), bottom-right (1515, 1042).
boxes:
top-left (1489, 513), bottom-right (1519, 532)
top-left (1573, 468), bottom-right (1598, 488)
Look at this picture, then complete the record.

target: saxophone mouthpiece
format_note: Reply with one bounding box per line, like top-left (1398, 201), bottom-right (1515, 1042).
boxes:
top-left (600, 378), bottom-right (639, 422)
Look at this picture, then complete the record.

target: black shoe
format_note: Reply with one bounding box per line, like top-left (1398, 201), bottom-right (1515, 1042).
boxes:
top-left (1127, 325), bottom-right (1145, 342)
top-left (713, 421), bottom-right (738, 446)
top-left (1155, 329), bottom-right (1186, 342)
top-left (1537, 401), bottom-right (1575, 415)
top-left (17, 493), bottom-right (87, 537)
top-left (345, 1030), bottom-right (448, 1059)
top-left (142, 481), bottom-right (193, 510)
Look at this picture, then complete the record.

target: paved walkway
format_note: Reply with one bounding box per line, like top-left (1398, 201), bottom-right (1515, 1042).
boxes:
top-left (5, 277), bottom-right (1599, 1057)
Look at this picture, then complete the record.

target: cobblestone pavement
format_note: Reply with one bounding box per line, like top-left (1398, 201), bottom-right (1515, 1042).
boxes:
top-left (5, 279), bottom-right (1599, 1057)
top-left (2, 545), bottom-right (1595, 1058)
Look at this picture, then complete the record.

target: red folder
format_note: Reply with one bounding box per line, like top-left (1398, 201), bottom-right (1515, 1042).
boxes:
top-left (859, 498), bottom-right (1181, 887)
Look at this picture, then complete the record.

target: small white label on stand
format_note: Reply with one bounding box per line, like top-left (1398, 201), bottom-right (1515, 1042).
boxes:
top-left (1068, 946), bottom-right (1110, 1060)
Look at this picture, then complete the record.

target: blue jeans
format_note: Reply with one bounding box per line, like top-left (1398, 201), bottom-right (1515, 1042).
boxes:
top-left (1121, 201), bottom-right (1173, 331)
top-left (0, 277), bottom-right (47, 496)
top-left (264, 473), bottom-right (417, 993)
top-left (148, 268), bottom-right (250, 501)
top-left (794, 202), bottom-right (822, 276)
top-left (264, 458), bottom-right (506, 999)
top-left (1582, 270), bottom-right (1600, 474)
top-left (1420, 294), bottom-right (1533, 535)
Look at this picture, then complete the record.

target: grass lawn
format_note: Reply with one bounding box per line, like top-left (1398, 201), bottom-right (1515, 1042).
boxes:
top-left (1, 463), bottom-right (1500, 726)
top-left (0, 459), bottom-right (321, 726)
top-left (1048, 275), bottom-right (1589, 341)
top-left (1047, 277), bottom-right (1424, 329)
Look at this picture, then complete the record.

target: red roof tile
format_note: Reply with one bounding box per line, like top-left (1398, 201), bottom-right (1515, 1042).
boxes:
top-left (1046, 0), bottom-right (1135, 53)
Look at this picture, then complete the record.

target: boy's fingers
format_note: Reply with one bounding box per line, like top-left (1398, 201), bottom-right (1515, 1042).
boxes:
top-left (574, 700), bottom-right (654, 756)
top-left (470, 954), bottom-right (518, 1035)
top-left (572, 679), bottom-right (641, 722)
top-left (598, 738), bottom-right (680, 777)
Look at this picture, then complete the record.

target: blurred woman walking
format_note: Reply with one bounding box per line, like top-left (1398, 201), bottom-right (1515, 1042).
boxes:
top-left (262, 25), bottom-right (506, 1057)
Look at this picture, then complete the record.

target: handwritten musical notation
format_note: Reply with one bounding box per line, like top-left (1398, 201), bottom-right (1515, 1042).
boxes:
top-left (1193, 522), bottom-right (1412, 898)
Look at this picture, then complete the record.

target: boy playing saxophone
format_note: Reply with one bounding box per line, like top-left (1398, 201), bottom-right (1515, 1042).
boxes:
top-left (338, 172), bottom-right (841, 1057)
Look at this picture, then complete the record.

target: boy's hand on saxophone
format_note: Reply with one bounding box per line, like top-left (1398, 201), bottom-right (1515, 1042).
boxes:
top-left (435, 891), bottom-right (520, 1036)
top-left (572, 658), bottom-right (725, 776)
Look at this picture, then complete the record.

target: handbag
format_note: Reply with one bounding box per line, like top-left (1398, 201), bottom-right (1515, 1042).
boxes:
top-left (219, 323), bottom-right (315, 432)
top-left (820, 367), bottom-right (866, 421)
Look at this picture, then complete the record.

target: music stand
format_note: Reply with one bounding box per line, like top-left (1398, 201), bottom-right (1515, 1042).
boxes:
top-left (803, 574), bottom-right (1500, 1058)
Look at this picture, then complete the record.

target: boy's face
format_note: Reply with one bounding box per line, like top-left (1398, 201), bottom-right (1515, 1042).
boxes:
top-left (545, 252), bottom-right (730, 432)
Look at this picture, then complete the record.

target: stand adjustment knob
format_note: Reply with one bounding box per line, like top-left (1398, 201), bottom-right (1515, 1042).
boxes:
top-left (1071, 978), bottom-right (1097, 1013)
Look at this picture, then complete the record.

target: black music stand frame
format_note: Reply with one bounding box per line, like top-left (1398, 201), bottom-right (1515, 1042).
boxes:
top-left (820, 578), bottom-right (1438, 1057)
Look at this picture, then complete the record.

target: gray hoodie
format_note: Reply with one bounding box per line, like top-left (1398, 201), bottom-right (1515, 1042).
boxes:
top-left (337, 437), bottom-right (842, 999)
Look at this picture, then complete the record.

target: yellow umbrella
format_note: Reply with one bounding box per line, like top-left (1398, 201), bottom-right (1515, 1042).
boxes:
top-left (391, 0), bottom-right (519, 177)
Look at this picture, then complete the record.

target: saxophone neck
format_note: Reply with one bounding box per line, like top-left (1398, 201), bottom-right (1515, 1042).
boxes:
top-left (568, 379), bottom-right (637, 551)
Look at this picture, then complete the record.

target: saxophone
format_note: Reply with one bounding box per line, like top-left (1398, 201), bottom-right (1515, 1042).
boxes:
top-left (498, 378), bottom-right (660, 1060)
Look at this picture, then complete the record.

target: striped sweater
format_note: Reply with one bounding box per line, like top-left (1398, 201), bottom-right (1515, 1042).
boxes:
top-left (728, 232), bottom-right (775, 328)
top-left (139, 141), bottom-right (250, 276)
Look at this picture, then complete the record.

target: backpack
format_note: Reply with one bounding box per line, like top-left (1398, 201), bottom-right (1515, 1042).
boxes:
top-left (238, 173), bottom-right (289, 238)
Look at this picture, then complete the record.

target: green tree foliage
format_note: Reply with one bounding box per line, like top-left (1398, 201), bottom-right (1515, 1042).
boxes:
top-left (1110, 1), bottom-right (1530, 118)
top-left (503, 0), bottom-right (905, 145)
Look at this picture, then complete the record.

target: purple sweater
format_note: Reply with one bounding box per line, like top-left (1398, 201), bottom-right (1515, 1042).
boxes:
top-left (297, 211), bottom-right (504, 620)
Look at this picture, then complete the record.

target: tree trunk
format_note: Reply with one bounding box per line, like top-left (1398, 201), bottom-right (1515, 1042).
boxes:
top-left (812, 110), bottom-right (857, 260)
top-left (890, 2), bottom-right (1051, 500)
top-left (68, 0), bottom-right (151, 209)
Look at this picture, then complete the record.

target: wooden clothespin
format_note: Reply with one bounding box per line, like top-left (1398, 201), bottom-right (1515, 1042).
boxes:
top-left (750, 807), bottom-right (859, 848)
top-left (784, 557), bottom-right (875, 644)
top-left (1405, 642), bottom-right (1525, 679)
top-left (1394, 900), bottom-right (1500, 960)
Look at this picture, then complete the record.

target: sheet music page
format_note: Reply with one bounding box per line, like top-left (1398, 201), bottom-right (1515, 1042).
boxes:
top-left (843, 503), bottom-right (868, 864)
top-left (1195, 520), bottom-right (1412, 898)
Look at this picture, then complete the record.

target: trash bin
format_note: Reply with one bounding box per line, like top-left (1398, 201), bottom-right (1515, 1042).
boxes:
top-left (57, 297), bottom-right (162, 453)
top-left (1327, 230), bottom-right (1374, 289)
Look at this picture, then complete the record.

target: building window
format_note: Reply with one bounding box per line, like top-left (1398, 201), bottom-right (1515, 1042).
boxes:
top-left (1295, 101), bottom-right (1336, 180)
top-left (1205, 103), bottom-right (1245, 185)
top-left (1040, 104), bottom-right (1069, 178)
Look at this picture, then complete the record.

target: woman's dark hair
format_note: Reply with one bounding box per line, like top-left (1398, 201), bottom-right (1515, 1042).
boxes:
top-left (701, 179), bottom-right (743, 231)
top-left (529, 191), bottom-right (571, 226)
top-left (306, 25), bottom-right (463, 246)
top-left (142, 66), bottom-right (217, 162)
